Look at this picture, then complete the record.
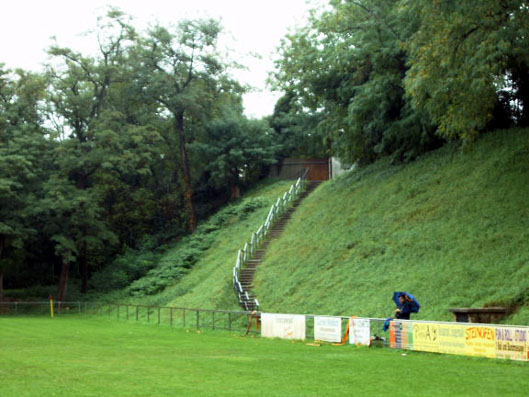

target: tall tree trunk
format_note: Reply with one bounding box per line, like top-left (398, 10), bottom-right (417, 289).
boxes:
top-left (58, 261), bottom-right (70, 302)
top-left (0, 234), bottom-right (5, 301)
top-left (230, 183), bottom-right (241, 200)
top-left (175, 111), bottom-right (197, 232)
top-left (80, 240), bottom-right (88, 294)
top-left (76, 176), bottom-right (89, 295)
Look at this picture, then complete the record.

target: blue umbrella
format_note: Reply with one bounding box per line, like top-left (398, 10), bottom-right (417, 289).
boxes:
top-left (392, 291), bottom-right (420, 313)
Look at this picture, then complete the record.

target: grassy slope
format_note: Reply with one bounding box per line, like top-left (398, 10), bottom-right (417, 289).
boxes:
top-left (133, 179), bottom-right (293, 309)
top-left (1, 317), bottom-right (527, 396)
top-left (254, 128), bottom-right (529, 323)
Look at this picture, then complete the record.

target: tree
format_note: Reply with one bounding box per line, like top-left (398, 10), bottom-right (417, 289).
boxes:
top-left (271, 0), bottom-right (440, 164)
top-left (132, 19), bottom-right (229, 231)
top-left (0, 66), bottom-right (49, 299)
top-left (404, 0), bottom-right (529, 141)
top-left (45, 9), bottom-right (135, 293)
top-left (193, 110), bottom-right (279, 199)
top-left (269, 91), bottom-right (328, 159)
top-left (39, 176), bottom-right (117, 300)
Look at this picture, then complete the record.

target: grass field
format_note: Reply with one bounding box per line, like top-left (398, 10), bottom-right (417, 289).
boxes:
top-left (1, 317), bottom-right (528, 396)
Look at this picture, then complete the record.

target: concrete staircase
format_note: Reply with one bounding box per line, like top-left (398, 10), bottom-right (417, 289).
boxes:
top-left (237, 181), bottom-right (322, 311)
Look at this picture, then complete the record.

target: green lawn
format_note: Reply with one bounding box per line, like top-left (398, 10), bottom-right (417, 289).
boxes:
top-left (0, 317), bottom-right (527, 396)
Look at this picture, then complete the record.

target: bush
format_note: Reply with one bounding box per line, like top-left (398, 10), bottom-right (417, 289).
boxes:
top-left (124, 197), bottom-right (266, 297)
top-left (89, 249), bottom-right (160, 291)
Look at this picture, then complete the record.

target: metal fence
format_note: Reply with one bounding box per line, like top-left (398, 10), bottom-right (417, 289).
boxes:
top-left (0, 301), bottom-right (261, 334)
top-left (0, 301), bottom-right (388, 342)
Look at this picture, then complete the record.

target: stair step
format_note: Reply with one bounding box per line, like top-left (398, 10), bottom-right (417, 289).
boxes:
top-left (235, 180), bottom-right (324, 311)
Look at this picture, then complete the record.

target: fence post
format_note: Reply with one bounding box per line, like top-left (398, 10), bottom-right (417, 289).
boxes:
top-left (196, 310), bottom-right (200, 330)
top-left (183, 308), bottom-right (186, 327)
top-left (158, 307), bottom-right (161, 325)
top-left (117, 304), bottom-right (120, 320)
top-left (212, 312), bottom-right (215, 330)
top-left (126, 305), bottom-right (129, 320)
top-left (170, 308), bottom-right (173, 327)
top-left (78, 302), bottom-right (81, 314)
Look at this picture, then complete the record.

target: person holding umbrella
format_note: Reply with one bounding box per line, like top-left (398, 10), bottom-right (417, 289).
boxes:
top-left (393, 292), bottom-right (420, 320)
top-left (383, 292), bottom-right (421, 332)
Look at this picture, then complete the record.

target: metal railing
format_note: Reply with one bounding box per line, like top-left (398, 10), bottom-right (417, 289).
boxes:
top-left (0, 301), bottom-right (386, 340)
top-left (0, 301), bottom-right (260, 334)
top-left (232, 169), bottom-right (309, 311)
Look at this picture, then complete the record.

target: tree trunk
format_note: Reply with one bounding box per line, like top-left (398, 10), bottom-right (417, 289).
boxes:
top-left (58, 261), bottom-right (70, 302)
top-left (175, 111), bottom-right (197, 232)
top-left (76, 176), bottom-right (90, 294)
top-left (80, 240), bottom-right (88, 294)
top-left (0, 235), bottom-right (4, 301)
top-left (230, 183), bottom-right (241, 200)
top-left (0, 272), bottom-right (3, 302)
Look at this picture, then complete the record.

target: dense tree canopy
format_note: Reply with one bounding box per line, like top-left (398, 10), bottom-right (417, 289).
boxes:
top-left (272, 0), bottom-right (529, 163)
top-left (0, 10), bottom-right (281, 299)
top-left (405, 0), bottom-right (529, 140)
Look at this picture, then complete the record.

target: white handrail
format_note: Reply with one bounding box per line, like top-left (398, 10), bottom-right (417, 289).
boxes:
top-left (232, 172), bottom-right (309, 311)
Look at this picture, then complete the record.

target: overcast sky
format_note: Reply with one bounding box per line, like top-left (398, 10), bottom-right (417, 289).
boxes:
top-left (1, 0), bottom-right (322, 118)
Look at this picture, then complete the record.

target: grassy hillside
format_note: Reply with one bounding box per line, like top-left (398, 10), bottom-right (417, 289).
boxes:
top-left (104, 179), bottom-right (293, 309)
top-left (254, 128), bottom-right (529, 324)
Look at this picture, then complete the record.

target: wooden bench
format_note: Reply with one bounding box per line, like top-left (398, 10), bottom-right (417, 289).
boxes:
top-left (449, 307), bottom-right (511, 324)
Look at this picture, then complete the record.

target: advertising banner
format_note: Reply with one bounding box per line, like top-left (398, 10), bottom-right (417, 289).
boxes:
top-left (389, 321), bottom-right (413, 350)
top-left (495, 327), bottom-right (528, 361)
top-left (261, 313), bottom-right (306, 340)
top-left (412, 322), bottom-right (440, 353)
top-left (349, 318), bottom-right (371, 346)
top-left (314, 316), bottom-right (342, 343)
top-left (438, 324), bottom-right (467, 356)
top-left (395, 322), bottom-right (528, 361)
top-left (463, 326), bottom-right (496, 358)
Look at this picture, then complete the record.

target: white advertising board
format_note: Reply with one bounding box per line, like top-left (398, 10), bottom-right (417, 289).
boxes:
top-left (314, 316), bottom-right (342, 342)
top-left (261, 313), bottom-right (306, 340)
top-left (349, 318), bottom-right (371, 346)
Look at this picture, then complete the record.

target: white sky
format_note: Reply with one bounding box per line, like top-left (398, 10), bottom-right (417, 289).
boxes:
top-left (0, 0), bottom-right (322, 118)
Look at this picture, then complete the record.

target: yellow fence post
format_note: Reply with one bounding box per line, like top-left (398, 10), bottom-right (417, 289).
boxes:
top-left (49, 295), bottom-right (54, 318)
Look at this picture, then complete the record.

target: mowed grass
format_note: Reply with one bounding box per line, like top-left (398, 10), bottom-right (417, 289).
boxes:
top-left (1, 317), bottom-right (528, 396)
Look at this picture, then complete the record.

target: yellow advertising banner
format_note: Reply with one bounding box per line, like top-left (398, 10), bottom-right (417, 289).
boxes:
top-left (390, 320), bottom-right (529, 361)
top-left (463, 326), bottom-right (496, 358)
top-left (495, 327), bottom-right (528, 361)
top-left (412, 323), bottom-right (440, 353)
top-left (438, 324), bottom-right (467, 356)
